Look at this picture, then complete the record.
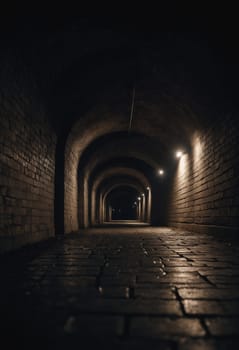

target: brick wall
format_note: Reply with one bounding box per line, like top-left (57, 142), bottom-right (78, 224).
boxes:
top-left (64, 139), bottom-right (79, 233)
top-left (169, 113), bottom-right (239, 234)
top-left (0, 58), bottom-right (56, 253)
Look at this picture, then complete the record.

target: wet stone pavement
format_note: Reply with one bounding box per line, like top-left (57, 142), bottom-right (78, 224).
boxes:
top-left (1, 227), bottom-right (239, 349)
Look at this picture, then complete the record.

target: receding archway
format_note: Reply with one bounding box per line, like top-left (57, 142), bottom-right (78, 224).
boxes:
top-left (90, 166), bottom-right (151, 226)
top-left (105, 186), bottom-right (139, 221)
top-left (77, 132), bottom-right (165, 228)
top-left (63, 94), bottom-right (195, 232)
top-left (102, 181), bottom-right (151, 224)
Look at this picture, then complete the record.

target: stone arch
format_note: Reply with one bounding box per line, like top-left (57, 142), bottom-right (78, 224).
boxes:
top-left (90, 166), bottom-right (151, 225)
top-left (102, 182), bottom-right (151, 223)
top-left (77, 133), bottom-right (161, 227)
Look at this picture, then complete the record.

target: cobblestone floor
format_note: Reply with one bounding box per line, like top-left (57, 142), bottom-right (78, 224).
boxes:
top-left (1, 227), bottom-right (239, 349)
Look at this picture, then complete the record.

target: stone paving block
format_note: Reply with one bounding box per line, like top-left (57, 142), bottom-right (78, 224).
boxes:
top-left (98, 286), bottom-right (131, 299)
top-left (215, 284), bottom-right (239, 290)
top-left (140, 258), bottom-right (165, 267)
top-left (189, 258), bottom-right (217, 262)
top-left (205, 317), bottom-right (239, 336)
top-left (40, 276), bottom-right (97, 287)
top-left (135, 267), bottom-right (167, 274)
top-left (68, 298), bottom-right (182, 316)
top-left (198, 270), bottom-right (239, 276)
top-left (134, 287), bottom-right (176, 299)
top-left (221, 301), bottom-right (239, 315)
top-left (63, 314), bottom-right (125, 336)
top-left (45, 267), bottom-right (100, 277)
top-left (100, 275), bottom-right (136, 286)
top-left (164, 261), bottom-right (192, 267)
top-left (178, 338), bottom-right (239, 350)
top-left (183, 300), bottom-right (225, 315)
top-left (165, 267), bottom-right (204, 272)
top-left (207, 276), bottom-right (239, 284)
top-left (130, 316), bottom-right (206, 337)
top-left (190, 262), bottom-right (212, 267)
top-left (137, 273), bottom-right (205, 284)
top-left (203, 262), bottom-right (236, 267)
top-left (136, 282), bottom-right (214, 289)
top-left (31, 285), bottom-right (100, 298)
top-left (178, 288), bottom-right (239, 300)
top-left (116, 338), bottom-right (174, 350)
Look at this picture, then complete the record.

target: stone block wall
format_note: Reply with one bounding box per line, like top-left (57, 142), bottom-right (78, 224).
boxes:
top-left (169, 113), bottom-right (239, 234)
top-left (0, 60), bottom-right (56, 253)
top-left (64, 139), bottom-right (79, 234)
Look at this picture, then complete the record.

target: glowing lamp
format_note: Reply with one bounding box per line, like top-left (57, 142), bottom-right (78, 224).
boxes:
top-left (176, 150), bottom-right (183, 158)
top-left (158, 169), bottom-right (164, 175)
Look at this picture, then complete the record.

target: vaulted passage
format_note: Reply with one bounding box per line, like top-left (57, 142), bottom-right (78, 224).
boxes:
top-left (0, 11), bottom-right (239, 348)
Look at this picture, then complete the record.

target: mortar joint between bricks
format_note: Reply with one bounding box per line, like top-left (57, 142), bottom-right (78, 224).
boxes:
top-left (173, 286), bottom-right (187, 316)
top-left (199, 318), bottom-right (211, 337)
top-left (198, 272), bottom-right (217, 287)
top-left (178, 253), bottom-right (194, 262)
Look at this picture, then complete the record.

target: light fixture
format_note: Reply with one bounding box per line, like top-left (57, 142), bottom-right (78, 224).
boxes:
top-left (141, 193), bottom-right (145, 197)
top-left (158, 169), bottom-right (164, 175)
top-left (137, 197), bottom-right (141, 201)
top-left (176, 150), bottom-right (184, 158)
top-left (146, 186), bottom-right (150, 190)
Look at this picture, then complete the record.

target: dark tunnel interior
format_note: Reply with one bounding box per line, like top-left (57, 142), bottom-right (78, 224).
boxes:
top-left (106, 186), bottom-right (139, 221)
top-left (1, 5), bottom-right (239, 349)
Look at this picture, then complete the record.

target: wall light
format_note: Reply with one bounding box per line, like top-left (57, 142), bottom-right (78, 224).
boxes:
top-left (141, 193), bottom-right (145, 197)
top-left (146, 187), bottom-right (150, 190)
top-left (137, 197), bottom-right (141, 201)
top-left (176, 150), bottom-right (184, 158)
top-left (158, 169), bottom-right (164, 175)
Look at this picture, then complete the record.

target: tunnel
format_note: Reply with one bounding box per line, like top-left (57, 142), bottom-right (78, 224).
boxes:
top-left (0, 9), bottom-right (239, 349)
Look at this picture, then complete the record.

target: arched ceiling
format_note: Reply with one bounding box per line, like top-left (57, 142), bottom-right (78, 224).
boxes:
top-left (78, 132), bottom-right (168, 183)
top-left (91, 167), bottom-right (151, 196)
top-left (66, 101), bottom-right (195, 174)
top-left (89, 158), bottom-right (155, 188)
top-left (105, 185), bottom-right (140, 202)
top-left (103, 183), bottom-right (144, 203)
top-left (2, 18), bottom-right (236, 135)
